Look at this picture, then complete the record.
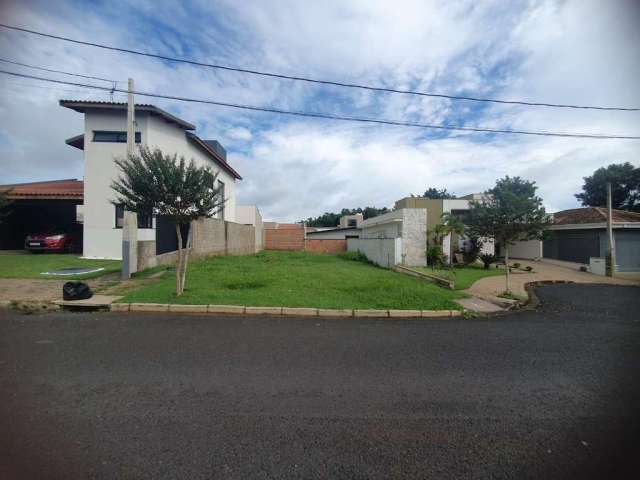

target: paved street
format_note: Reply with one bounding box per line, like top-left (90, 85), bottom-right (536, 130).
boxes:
top-left (1, 284), bottom-right (639, 479)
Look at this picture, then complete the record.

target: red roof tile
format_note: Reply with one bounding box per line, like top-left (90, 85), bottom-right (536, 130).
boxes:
top-left (553, 207), bottom-right (640, 225)
top-left (0, 179), bottom-right (83, 200)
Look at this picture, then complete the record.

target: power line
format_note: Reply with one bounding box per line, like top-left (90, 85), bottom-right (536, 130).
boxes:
top-left (3, 80), bottom-right (126, 95)
top-left (0, 57), bottom-right (118, 83)
top-left (1, 69), bottom-right (639, 140)
top-left (1, 22), bottom-right (638, 112)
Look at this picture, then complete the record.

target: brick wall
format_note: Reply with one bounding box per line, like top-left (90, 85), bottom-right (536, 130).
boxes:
top-left (305, 239), bottom-right (346, 254)
top-left (264, 226), bottom-right (305, 250)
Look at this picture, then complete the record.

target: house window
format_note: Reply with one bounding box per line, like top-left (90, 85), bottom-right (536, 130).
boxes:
top-left (93, 131), bottom-right (141, 143)
top-left (347, 219), bottom-right (357, 227)
top-left (217, 180), bottom-right (225, 220)
top-left (115, 204), bottom-right (153, 229)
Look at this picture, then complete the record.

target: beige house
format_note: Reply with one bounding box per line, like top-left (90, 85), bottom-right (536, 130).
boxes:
top-left (394, 194), bottom-right (495, 262)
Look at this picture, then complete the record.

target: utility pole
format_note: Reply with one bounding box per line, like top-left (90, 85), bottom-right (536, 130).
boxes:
top-left (606, 182), bottom-right (616, 277)
top-left (126, 78), bottom-right (135, 156)
top-left (122, 77), bottom-right (137, 279)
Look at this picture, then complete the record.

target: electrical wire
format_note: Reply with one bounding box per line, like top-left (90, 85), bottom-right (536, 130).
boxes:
top-left (0, 57), bottom-right (119, 83)
top-left (1, 23), bottom-right (638, 112)
top-left (2, 69), bottom-right (638, 140)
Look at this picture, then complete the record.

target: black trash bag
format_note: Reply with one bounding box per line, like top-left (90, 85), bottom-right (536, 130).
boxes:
top-left (63, 281), bottom-right (93, 301)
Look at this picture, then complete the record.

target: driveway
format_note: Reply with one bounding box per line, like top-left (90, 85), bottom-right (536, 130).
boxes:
top-left (467, 259), bottom-right (638, 300)
top-left (1, 284), bottom-right (639, 479)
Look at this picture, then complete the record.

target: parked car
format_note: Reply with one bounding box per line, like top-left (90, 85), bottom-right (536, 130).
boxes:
top-left (24, 227), bottom-right (82, 253)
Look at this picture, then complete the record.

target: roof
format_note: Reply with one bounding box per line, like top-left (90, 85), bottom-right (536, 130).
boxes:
top-left (553, 207), bottom-right (640, 225)
top-left (59, 100), bottom-right (196, 130)
top-left (0, 179), bottom-right (83, 200)
top-left (306, 226), bottom-right (361, 235)
top-left (186, 133), bottom-right (242, 180)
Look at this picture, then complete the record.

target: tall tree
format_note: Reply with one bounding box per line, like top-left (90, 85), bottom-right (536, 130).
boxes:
top-left (575, 162), bottom-right (640, 212)
top-left (0, 189), bottom-right (12, 224)
top-left (111, 147), bottom-right (224, 295)
top-left (466, 176), bottom-right (550, 293)
top-left (422, 187), bottom-right (456, 199)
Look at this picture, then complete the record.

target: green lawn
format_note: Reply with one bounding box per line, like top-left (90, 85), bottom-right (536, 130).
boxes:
top-left (415, 264), bottom-right (504, 290)
top-left (121, 251), bottom-right (466, 310)
top-left (0, 254), bottom-right (121, 280)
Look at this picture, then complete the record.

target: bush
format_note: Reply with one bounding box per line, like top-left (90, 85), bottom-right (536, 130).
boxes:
top-left (463, 236), bottom-right (483, 265)
top-left (427, 245), bottom-right (446, 267)
top-left (512, 262), bottom-right (521, 269)
top-left (525, 266), bottom-right (533, 272)
top-left (338, 251), bottom-right (370, 263)
top-left (479, 253), bottom-right (496, 269)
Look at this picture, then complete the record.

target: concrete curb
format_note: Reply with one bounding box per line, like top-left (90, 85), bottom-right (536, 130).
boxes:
top-left (108, 303), bottom-right (461, 318)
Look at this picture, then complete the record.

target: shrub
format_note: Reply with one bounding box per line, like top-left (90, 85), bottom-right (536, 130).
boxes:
top-left (338, 251), bottom-right (370, 263)
top-left (427, 245), bottom-right (446, 267)
top-left (463, 236), bottom-right (483, 265)
top-left (525, 265), bottom-right (533, 272)
top-left (479, 253), bottom-right (496, 269)
top-left (512, 262), bottom-right (521, 269)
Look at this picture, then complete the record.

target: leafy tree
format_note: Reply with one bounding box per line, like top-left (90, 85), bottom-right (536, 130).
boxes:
top-left (422, 187), bottom-right (456, 199)
top-left (429, 212), bottom-right (465, 262)
top-left (111, 147), bottom-right (224, 295)
top-left (575, 162), bottom-right (640, 212)
top-left (466, 176), bottom-right (550, 293)
top-left (0, 189), bottom-right (12, 224)
top-left (304, 206), bottom-right (389, 227)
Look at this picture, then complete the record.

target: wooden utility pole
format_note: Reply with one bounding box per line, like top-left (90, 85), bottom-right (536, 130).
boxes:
top-left (606, 182), bottom-right (616, 277)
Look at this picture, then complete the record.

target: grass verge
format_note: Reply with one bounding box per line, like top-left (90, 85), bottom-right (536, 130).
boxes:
top-left (415, 264), bottom-right (504, 290)
top-left (121, 251), bottom-right (466, 310)
top-left (0, 253), bottom-right (121, 280)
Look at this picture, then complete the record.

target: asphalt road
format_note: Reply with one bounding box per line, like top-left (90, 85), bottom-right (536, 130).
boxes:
top-left (1, 284), bottom-right (639, 479)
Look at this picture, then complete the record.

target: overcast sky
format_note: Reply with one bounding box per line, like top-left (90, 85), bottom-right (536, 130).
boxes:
top-left (0, 0), bottom-right (638, 221)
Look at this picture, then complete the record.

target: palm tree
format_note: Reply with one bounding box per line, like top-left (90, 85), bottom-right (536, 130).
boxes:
top-left (440, 212), bottom-right (465, 261)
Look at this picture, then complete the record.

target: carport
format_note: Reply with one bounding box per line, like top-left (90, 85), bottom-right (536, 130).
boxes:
top-left (0, 179), bottom-right (83, 250)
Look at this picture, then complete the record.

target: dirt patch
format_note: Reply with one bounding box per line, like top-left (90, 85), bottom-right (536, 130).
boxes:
top-left (0, 273), bottom-right (120, 303)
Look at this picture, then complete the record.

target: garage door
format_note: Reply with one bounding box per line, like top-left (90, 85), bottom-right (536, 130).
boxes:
top-left (543, 230), bottom-right (601, 264)
top-left (615, 230), bottom-right (640, 272)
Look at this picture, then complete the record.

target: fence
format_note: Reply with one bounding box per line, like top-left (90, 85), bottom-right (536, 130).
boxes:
top-left (136, 217), bottom-right (258, 271)
top-left (347, 237), bottom-right (402, 268)
top-left (305, 239), bottom-right (347, 254)
top-left (264, 226), bottom-right (305, 250)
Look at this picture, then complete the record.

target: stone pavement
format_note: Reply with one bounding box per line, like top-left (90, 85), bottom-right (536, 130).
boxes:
top-left (466, 260), bottom-right (638, 301)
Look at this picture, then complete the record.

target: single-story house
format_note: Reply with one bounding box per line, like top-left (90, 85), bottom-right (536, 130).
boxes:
top-left (60, 100), bottom-right (243, 259)
top-left (0, 179), bottom-right (83, 250)
top-left (541, 207), bottom-right (640, 274)
top-left (394, 194), bottom-right (495, 262)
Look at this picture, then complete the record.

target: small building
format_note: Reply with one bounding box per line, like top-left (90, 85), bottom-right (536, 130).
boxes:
top-left (348, 208), bottom-right (427, 267)
top-left (60, 100), bottom-right (242, 259)
top-left (339, 213), bottom-right (363, 229)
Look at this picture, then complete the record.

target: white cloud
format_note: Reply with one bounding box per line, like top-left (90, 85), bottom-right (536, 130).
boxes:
top-left (0, 0), bottom-right (638, 221)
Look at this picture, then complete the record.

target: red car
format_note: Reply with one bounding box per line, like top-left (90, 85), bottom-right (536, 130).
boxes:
top-left (25, 228), bottom-right (82, 253)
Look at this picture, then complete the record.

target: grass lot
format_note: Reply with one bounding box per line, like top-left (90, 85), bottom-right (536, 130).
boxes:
top-left (415, 264), bottom-right (504, 290)
top-left (0, 253), bottom-right (121, 280)
top-left (121, 251), bottom-right (466, 310)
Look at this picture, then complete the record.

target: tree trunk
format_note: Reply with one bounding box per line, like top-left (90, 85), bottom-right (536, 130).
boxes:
top-left (175, 223), bottom-right (184, 296)
top-left (504, 243), bottom-right (510, 293)
top-left (181, 222), bottom-right (193, 292)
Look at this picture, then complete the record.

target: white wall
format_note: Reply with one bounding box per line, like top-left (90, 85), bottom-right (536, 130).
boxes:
top-left (146, 115), bottom-right (237, 222)
top-left (359, 208), bottom-right (427, 266)
top-left (509, 239), bottom-right (542, 260)
top-left (82, 110), bottom-right (151, 259)
top-left (236, 204), bottom-right (263, 252)
top-left (307, 228), bottom-right (360, 240)
top-left (347, 238), bottom-right (402, 267)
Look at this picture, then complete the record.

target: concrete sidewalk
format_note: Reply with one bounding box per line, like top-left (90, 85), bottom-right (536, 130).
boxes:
top-left (466, 260), bottom-right (638, 300)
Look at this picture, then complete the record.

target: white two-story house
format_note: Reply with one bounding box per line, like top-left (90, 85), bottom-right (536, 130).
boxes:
top-left (61, 100), bottom-right (242, 259)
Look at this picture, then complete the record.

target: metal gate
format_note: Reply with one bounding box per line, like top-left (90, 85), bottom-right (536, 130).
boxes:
top-left (155, 216), bottom-right (189, 255)
top-left (543, 230), bottom-right (601, 264)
